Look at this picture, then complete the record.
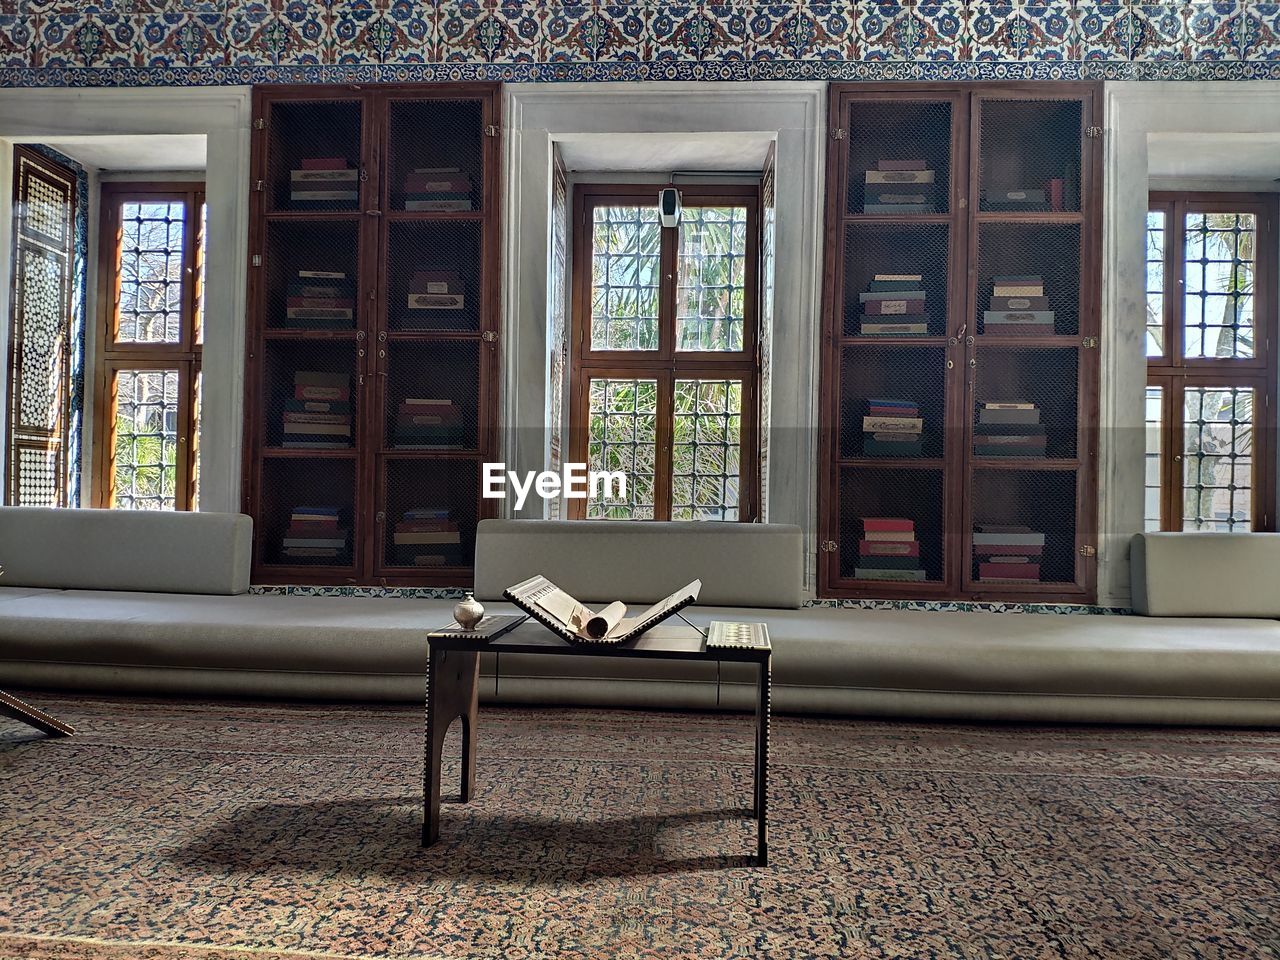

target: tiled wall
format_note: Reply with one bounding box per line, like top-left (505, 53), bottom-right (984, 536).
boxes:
top-left (0, 3), bottom-right (1276, 86)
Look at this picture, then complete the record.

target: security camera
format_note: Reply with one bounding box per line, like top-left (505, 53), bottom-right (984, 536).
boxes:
top-left (658, 187), bottom-right (681, 228)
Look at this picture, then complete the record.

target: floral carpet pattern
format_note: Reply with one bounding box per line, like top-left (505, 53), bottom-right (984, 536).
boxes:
top-left (2, 696), bottom-right (1279, 959)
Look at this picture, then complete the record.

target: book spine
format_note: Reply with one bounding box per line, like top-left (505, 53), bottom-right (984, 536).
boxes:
top-left (862, 416), bottom-right (923, 431)
top-left (865, 170), bottom-right (936, 184)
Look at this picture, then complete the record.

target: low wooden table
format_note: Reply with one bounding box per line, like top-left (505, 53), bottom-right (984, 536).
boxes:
top-left (0, 690), bottom-right (74, 737)
top-left (423, 620), bottom-right (772, 865)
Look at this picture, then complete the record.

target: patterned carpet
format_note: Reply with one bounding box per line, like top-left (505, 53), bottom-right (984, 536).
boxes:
top-left (1, 696), bottom-right (1279, 960)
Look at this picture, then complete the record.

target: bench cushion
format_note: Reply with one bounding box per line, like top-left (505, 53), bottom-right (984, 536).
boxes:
top-left (0, 507), bottom-right (252, 595)
top-left (1131, 532), bottom-right (1280, 618)
top-left (0, 589), bottom-right (459, 674)
top-left (473, 519), bottom-right (804, 608)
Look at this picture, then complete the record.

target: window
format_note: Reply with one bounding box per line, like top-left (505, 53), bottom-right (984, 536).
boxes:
top-left (570, 184), bottom-right (760, 521)
top-left (1146, 193), bottom-right (1276, 531)
top-left (93, 183), bottom-right (204, 511)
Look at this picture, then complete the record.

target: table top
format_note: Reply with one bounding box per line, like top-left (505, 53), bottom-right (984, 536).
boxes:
top-left (428, 620), bottom-right (770, 663)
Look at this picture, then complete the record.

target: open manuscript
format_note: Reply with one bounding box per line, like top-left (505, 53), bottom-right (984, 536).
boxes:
top-left (504, 575), bottom-right (702, 645)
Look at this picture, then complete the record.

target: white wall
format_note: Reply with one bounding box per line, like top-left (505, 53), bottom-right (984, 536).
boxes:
top-left (502, 81), bottom-right (826, 585)
top-left (0, 87), bottom-right (251, 513)
top-left (1101, 81), bottom-right (1280, 607)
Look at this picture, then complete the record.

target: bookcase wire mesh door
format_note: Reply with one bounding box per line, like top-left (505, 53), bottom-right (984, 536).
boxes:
top-left (822, 84), bottom-right (1099, 602)
top-left (375, 94), bottom-right (490, 579)
top-left (247, 84), bottom-right (499, 586)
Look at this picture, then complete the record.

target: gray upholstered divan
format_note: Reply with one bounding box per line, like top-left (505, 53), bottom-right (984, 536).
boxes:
top-left (2, 509), bottom-right (1279, 725)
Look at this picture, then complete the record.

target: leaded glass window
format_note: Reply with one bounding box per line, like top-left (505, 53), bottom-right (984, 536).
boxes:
top-left (572, 185), bottom-right (761, 521)
top-left (96, 184), bottom-right (204, 511)
top-left (1146, 193), bottom-right (1274, 532)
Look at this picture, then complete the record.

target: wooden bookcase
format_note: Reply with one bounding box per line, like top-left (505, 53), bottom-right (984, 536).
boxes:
top-left (819, 83), bottom-right (1102, 602)
top-left (242, 83), bottom-right (501, 586)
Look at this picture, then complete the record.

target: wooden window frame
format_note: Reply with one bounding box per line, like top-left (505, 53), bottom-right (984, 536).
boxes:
top-left (569, 183), bottom-right (762, 522)
top-left (92, 181), bottom-right (205, 510)
top-left (1147, 191), bottom-right (1277, 531)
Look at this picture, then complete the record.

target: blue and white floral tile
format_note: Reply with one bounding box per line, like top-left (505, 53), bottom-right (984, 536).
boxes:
top-left (651, 3), bottom-right (748, 62)
top-left (226, 0), bottom-right (278, 65)
top-left (1187, 1), bottom-right (1239, 59)
top-left (0, 14), bottom-right (35, 65)
top-left (858, 2), bottom-right (959, 62)
top-left (440, 0), bottom-right (541, 63)
top-left (275, 0), bottom-right (330, 64)
top-left (970, 3), bottom-right (1073, 61)
top-left (1130, 3), bottom-right (1188, 60)
top-left (780, 3), bottom-right (857, 60)
top-left (138, 8), bottom-right (226, 66)
top-left (329, 0), bottom-right (381, 64)
top-left (913, 1), bottom-right (966, 60)
top-left (545, 5), bottom-right (646, 63)
top-left (1240, 3), bottom-right (1280, 60)
top-left (38, 9), bottom-right (138, 67)
top-left (380, 1), bottom-right (437, 63)
top-left (740, 4), bottom-right (793, 61)
top-left (1075, 1), bottom-right (1130, 60)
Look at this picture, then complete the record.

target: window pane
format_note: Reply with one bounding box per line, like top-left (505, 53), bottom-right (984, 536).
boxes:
top-left (116, 201), bottom-right (186, 344)
top-left (111, 368), bottom-right (180, 510)
top-left (590, 206), bottom-right (660, 351)
top-left (586, 378), bottom-right (657, 519)
top-left (1183, 212), bottom-right (1255, 359)
top-left (1145, 210), bottom-right (1164, 357)
top-left (1145, 385), bottom-right (1163, 531)
top-left (677, 206), bottom-right (748, 352)
top-left (1183, 386), bottom-right (1253, 531)
top-left (673, 379), bottom-right (743, 521)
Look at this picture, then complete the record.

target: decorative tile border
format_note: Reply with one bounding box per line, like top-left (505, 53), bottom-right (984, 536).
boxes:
top-left (250, 583), bottom-right (1128, 615)
top-left (805, 597), bottom-right (1130, 615)
top-left (2, 2), bottom-right (1280, 86)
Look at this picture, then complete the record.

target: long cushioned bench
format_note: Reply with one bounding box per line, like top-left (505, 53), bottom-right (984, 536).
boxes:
top-left (2, 509), bottom-right (1278, 724)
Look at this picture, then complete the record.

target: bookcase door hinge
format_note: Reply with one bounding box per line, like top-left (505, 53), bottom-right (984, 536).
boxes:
top-left (253, 118), bottom-right (266, 130)
top-left (485, 124), bottom-right (499, 137)
top-left (251, 254), bottom-right (261, 267)
top-left (255, 180), bottom-right (264, 192)
top-left (832, 128), bottom-right (846, 141)
top-left (1079, 545), bottom-right (1097, 558)
top-left (1082, 336), bottom-right (1099, 348)
top-left (1085, 126), bottom-right (1103, 139)
top-left (482, 331), bottom-right (498, 343)
top-left (820, 540), bottom-right (839, 553)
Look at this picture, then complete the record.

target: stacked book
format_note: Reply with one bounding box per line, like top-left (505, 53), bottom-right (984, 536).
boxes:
top-left (392, 398), bottom-right (464, 449)
top-left (984, 275), bottom-right (1054, 336)
top-left (406, 270), bottom-right (465, 324)
top-left (283, 270), bottom-right (354, 330)
top-left (282, 505), bottom-right (348, 562)
top-left (403, 167), bottom-right (472, 212)
top-left (973, 524), bottom-right (1045, 583)
top-left (855, 517), bottom-right (925, 582)
top-left (983, 186), bottom-right (1047, 212)
top-left (290, 157), bottom-right (358, 207)
top-left (863, 398), bottom-right (923, 457)
top-left (283, 372), bottom-right (352, 448)
top-left (392, 507), bottom-right (462, 567)
top-left (859, 274), bottom-right (927, 336)
top-left (974, 401), bottom-right (1045, 458)
top-left (864, 160), bottom-right (935, 214)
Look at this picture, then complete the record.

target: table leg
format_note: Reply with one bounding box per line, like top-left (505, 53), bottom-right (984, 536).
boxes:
top-left (0, 690), bottom-right (74, 737)
top-left (755, 655), bottom-right (770, 866)
top-left (422, 647), bottom-right (480, 847)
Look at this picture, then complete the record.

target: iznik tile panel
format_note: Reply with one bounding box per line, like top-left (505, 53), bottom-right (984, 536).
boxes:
top-left (0, 2), bottom-right (1275, 86)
